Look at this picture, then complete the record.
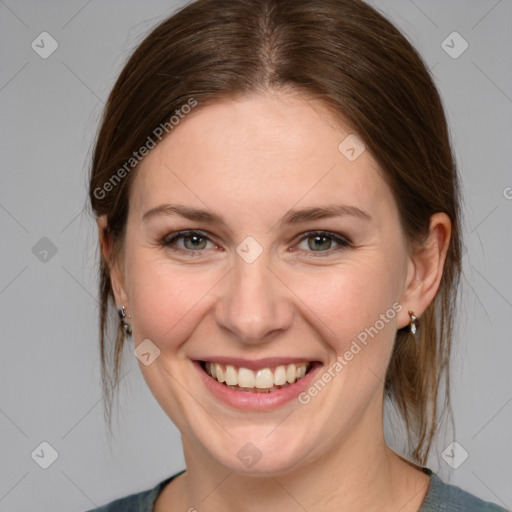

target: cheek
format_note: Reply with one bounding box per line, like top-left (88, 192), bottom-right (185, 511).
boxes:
top-left (124, 236), bottom-right (405, 361)
top-left (289, 258), bottom-right (402, 350)
top-left (124, 247), bottom-right (221, 347)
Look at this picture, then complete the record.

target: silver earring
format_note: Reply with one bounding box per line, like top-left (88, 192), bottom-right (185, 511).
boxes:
top-left (117, 305), bottom-right (132, 336)
top-left (408, 310), bottom-right (418, 335)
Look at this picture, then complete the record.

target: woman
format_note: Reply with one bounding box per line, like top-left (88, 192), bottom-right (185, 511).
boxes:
top-left (87, 0), bottom-right (507, 510)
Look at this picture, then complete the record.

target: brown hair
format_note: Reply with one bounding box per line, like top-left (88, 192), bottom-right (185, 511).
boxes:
top-left (88, 0), bottom-right (462, 465)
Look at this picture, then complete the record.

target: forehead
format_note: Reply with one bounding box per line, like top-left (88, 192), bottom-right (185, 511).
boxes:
top-left (129, 93), bottom-right (395, 227)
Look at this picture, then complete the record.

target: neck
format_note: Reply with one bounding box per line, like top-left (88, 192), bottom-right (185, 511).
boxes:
top-left (158, 404), bottom-right (430, 512)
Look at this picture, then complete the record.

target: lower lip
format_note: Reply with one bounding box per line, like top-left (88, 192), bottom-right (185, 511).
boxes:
top-left (193, 360), bottom-right (323, 410)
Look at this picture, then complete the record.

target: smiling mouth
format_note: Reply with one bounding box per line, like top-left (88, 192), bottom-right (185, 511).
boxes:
top-left (199, 361), bottom-right (317, 393)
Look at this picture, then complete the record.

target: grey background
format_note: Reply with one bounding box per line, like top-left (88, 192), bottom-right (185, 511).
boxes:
top-left (0, 0), bottom-right (511, 510)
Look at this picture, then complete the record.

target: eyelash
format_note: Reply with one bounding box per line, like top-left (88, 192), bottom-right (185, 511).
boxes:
top-left (160, 230), bottom-right (352, 258)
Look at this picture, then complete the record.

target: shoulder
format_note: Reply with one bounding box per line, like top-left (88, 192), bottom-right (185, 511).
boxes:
top-left (85, 489), bottom-right (152, 512)
top-left (84, 485), bottom-right (159, 512)
top-left (421, 470), bottom-right (509, 512)
top-left (84, 471), bottom-right (184, 512)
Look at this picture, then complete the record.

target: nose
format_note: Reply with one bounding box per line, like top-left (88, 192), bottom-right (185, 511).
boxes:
top-left (214, 251), bottom-right (294, 345)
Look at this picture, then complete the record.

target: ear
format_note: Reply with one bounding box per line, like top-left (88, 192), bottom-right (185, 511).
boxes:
top-left (97, 215), bottom-right (129, 307)
top-left (397, 212), bottom-right (452, 329)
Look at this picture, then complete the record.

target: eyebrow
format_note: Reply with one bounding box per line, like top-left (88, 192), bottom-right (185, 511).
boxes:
top-left (142, 203), bottom-right (372, 229)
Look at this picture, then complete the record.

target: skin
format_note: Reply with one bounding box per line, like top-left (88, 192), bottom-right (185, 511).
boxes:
top-left (99, 90), bottom-right (451, 512)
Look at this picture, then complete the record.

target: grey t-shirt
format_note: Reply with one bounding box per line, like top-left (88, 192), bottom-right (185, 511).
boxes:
top-left (87, 467), bottom-right (508, 511)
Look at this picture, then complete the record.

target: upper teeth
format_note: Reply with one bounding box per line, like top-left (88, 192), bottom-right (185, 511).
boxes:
top-left (204, 362), bottom-right (311, 388)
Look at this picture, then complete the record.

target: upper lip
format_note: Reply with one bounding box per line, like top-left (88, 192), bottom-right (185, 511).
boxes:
top-left (196, 357), bottom-right (320, 371)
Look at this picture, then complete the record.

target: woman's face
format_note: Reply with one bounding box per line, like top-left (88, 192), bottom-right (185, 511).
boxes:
top-left (112, 91), bottom-right (416, 474)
